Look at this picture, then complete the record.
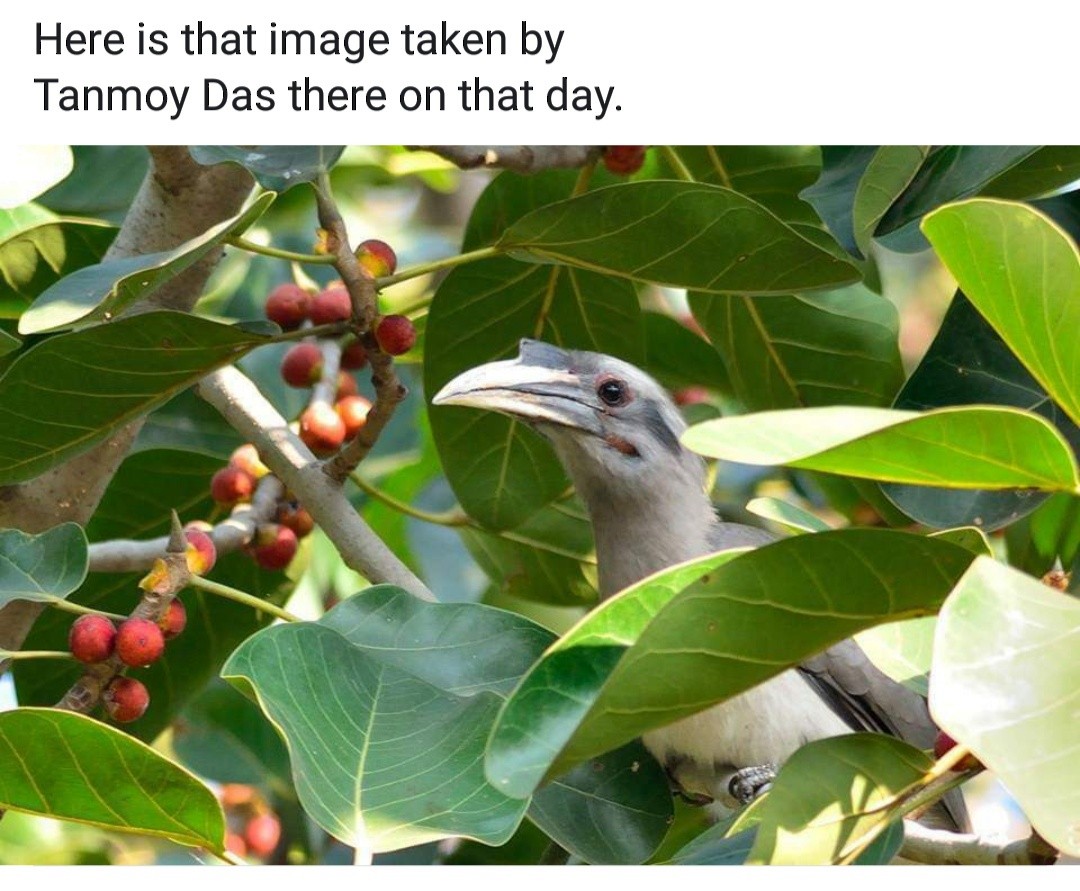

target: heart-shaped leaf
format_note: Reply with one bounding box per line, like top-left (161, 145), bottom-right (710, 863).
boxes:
top-left (0, 708), bottom-right (225, 852)
top-left (683, 405), bottom-right (1080, 492)
top-left (0, 524), bottom-right (87, 609)
top-left (190, 146), bottom-right (345, 191)
top-left (487, 530), bottom-right (975, 796)
top-left (930, 556), bottom-right (1080, 856)
top-left (0, 312), bottom-right (272, 486)
top-left (922, 199), bottom-right (1080, 429)
top-left (18, 193), bottom-right (274, 334)
top-left (500, 181), bottom-right (860, 294)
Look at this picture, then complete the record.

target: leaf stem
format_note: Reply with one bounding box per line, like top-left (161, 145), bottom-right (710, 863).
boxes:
top-left (0, 648), bottom-right (76, 661)
top-left (661, 146), bottom-right (695, 182)
top-left (47, 599), bottom-right (126, 622)
top-left (375, 246), bottom-right (501, 289)
top-left (228, 236), bottom-right (336, 265)
top-left (571, 159), bottom-right (597, 196)
top-left (350, 472), bottom-right (471, 527)
top-left (263, 322), bottom-right (351, 345)
top-left (187, 575), bottom-right (301, 623)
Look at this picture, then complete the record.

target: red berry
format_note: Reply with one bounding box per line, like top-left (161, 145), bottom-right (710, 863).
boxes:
top-left (276, 502), bottom-right (315, 539)
top-left (933, 730), bottom-right (983, 772)
top-left (160, 599), bottom-right (187, 640)
top-left (280, 343), bottom-right (324, 388)
top-left (225, 833), bottom-right (248, 858)
top-left (335, 371), bottom-right (359, 400)
top-left (244, 813), bottom-right (282, 858)
top-left (340, 339), bottom-right (368, 371)
top-left (103, 677), bottom-right (150, 723)
top-left (230, 443), bottom-right (269, 480)
top-left (184, 528), bottom-right (217, 576)
top-left (211, 466), bottom-right (256, 506)
top-left (336, 395), bottom-right (372, 441)
top-left (603, 146), bottom-right (647, 175)
top-left (115, 617), bottom-right (166, 668)
top-left (264, 283), bottom-right (311, 331)
top-left (299, 403), bottom-right (346, 455)
top-left (355, 239), bottom-right (397, 278)
top-left (374, 315), bottom-right (416, 356)
top-left (69, 614), bottom-right (117, 664)
top-left (309, 287), bottom-right (352, 325)
top-left (251, 524), bottom-right (299, 571)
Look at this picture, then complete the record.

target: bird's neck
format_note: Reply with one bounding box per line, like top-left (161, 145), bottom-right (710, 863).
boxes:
top-left (574, 454), bottom-right (717, 599)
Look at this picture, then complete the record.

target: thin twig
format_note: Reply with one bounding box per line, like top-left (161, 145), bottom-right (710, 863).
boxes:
top-left (188, 575), bottom-right (300, 624)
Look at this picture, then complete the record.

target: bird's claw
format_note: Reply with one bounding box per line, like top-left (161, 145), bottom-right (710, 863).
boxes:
top-left (727, 763), bottom-right (778, 805)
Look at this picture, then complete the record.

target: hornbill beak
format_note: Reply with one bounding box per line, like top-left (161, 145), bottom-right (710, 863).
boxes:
top-left (431, 339), bottom-right (600, 435)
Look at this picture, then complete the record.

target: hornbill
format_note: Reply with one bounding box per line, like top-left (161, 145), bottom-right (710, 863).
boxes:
top-left (433, 338), bottom-right (967, 829)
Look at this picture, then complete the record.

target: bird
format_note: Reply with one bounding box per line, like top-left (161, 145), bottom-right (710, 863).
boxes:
top-left (433, 338), bottom-right (968, 828)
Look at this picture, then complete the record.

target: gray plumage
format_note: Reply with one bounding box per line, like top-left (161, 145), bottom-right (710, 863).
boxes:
top-left (434, 339), bottom-right (968, 830)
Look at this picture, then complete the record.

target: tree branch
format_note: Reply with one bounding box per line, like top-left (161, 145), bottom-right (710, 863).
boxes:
top-left (413, 146), bottom-right (602, 173)
top-left (900, 822), bottom-right (1059, 865)
top-left (197, 366), bottom-right (435, 601)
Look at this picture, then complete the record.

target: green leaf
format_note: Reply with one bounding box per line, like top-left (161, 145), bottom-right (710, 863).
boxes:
top-left (223, 587), bottom-right (554, 853)
top-left (683, 405), bottom-right (1080, 491)
top-left (18, 193), bottom-right (274, 334)
top-left (0, 523), bottom-right (87, 608)
top-left (461, 498), bottom-right (597, 605)
top-left (0, 329), bottom-right (20, 356)
top-left (13, 449), bottom-right (288, 742)
top-left (981, 146), bottom-right (1080, 200)
top-left (487, 530), bottom-right (975, 797)
top-left (666, 823), bottom-right (755, 865)
top-left (882, 291), bottom-right (1080, 531)
top-left (427, 170), bottom-right (643, 530)
top-left (854, 617), bottom-right (936, 697)
top-left (528, 741), bottom-right (672, 864)
top-left (657, 146), bottom-right (822, 225)
top-left (930, 557), bottom-right (1080, 856)
top-left (747, 734), bottom-right (928, 864)
top-left (0, 708), bottom-right (225, 852)
top-left (0, 312), bottom-right (271, 486)
top-left (922, 199), bottom-right (1080, 429)
top-left (690, 283), bottom-right (903, 410)
top-left (133, 386), bottom-right (244, 458)
top-left (1027, 493), bottom-right (1080, 570)
top-left (877, 146), bottom-right (1041, 251)
top-left (744, 496), bottom-right (831, 534)
top-left (641, 311), bottom-right (729, 394)
top-left (852, 146), bottom-right (930, 256)
top-left (0, 218), bottom-right (117, 319)
top-left (0, 203), bottom-right (57, 238)
top-left (190, 146), bottom-right (344, 191)
top-left (500, 181), bottom-right (861, 294)
top-left (39, 147), bottom-right (148, 222)
top-left (799, 146), bottom-right (879, 257)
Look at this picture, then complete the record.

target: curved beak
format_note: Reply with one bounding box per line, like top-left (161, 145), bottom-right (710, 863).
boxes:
top-left (431, 340), bottom-right (600, 434)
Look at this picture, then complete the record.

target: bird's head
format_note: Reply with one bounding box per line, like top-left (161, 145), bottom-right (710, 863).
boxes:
top-left (432, 339), bottom-right (704, 506)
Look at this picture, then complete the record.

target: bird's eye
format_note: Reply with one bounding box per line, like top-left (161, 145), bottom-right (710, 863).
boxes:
top-left (597, 377), bottom-right (629, 407)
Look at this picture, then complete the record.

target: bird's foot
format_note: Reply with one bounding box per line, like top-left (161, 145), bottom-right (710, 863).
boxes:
top-left (727, 763), bottom-right (778, 805)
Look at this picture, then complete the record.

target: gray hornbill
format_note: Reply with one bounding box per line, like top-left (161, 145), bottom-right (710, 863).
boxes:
top-left (433, 338), bottom-right (967, 828)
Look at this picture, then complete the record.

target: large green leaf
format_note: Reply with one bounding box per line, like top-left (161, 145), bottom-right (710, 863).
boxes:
top-left (981, 146), bottom-right (1080, 200)
top-left (657, 146), bottom-right (822, 225)
top-left (500, 181), bottom-right (861, 294)
top-left (690, 284), bottom-right (902, 410)
top-left (39, 147), bottom-right (148, 222)
top-left (461, 498), bottom-right (597, 605)
top-left (854, 617), bottom-right (936, 698)
top-left (745, 496), bottom-right (831, 534)
top-left (528, 741), bottom-right (672, 865)
top-left (0, 329), bottom-right (19, 357)
top-left (882, 291), bottom-right (1080, 530)
top-left (0, 524), bottom-right (88, 609)
top-left (641, 311), bottom-right (729, 395)
top-left (190, 146), bottom-right (345, 191)
top-left (746, 734), bottom-right (928, 864)
top-left (852, 146), bottom-right (930, 256)
top-left (426, 170), bottom-right (643, 530)
top-left (922, 199), bottom-right (1080, 429)
top-left (876, 146), bottom-right (1040, 251)
top-left (0, 312), bottom-right (271, 486)
top-left (223, 588), bottom-right (555, 853)
top-left (18, 193), bottom-right (274, 334)
top-left (0, 708), bottom-right (225, 852)
top-left (0, 218), bottom-right (117, 319)
top-left (487, 530), bottom-right (975, 796)
top-left (799, 146), bottom-right (878, 257)
top-left (13, 449), bottom-right (288, 742)
top-left (930, 557), bottom-right (1080, 856)
top-left (683, 405), bottom-right (1080, 491)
